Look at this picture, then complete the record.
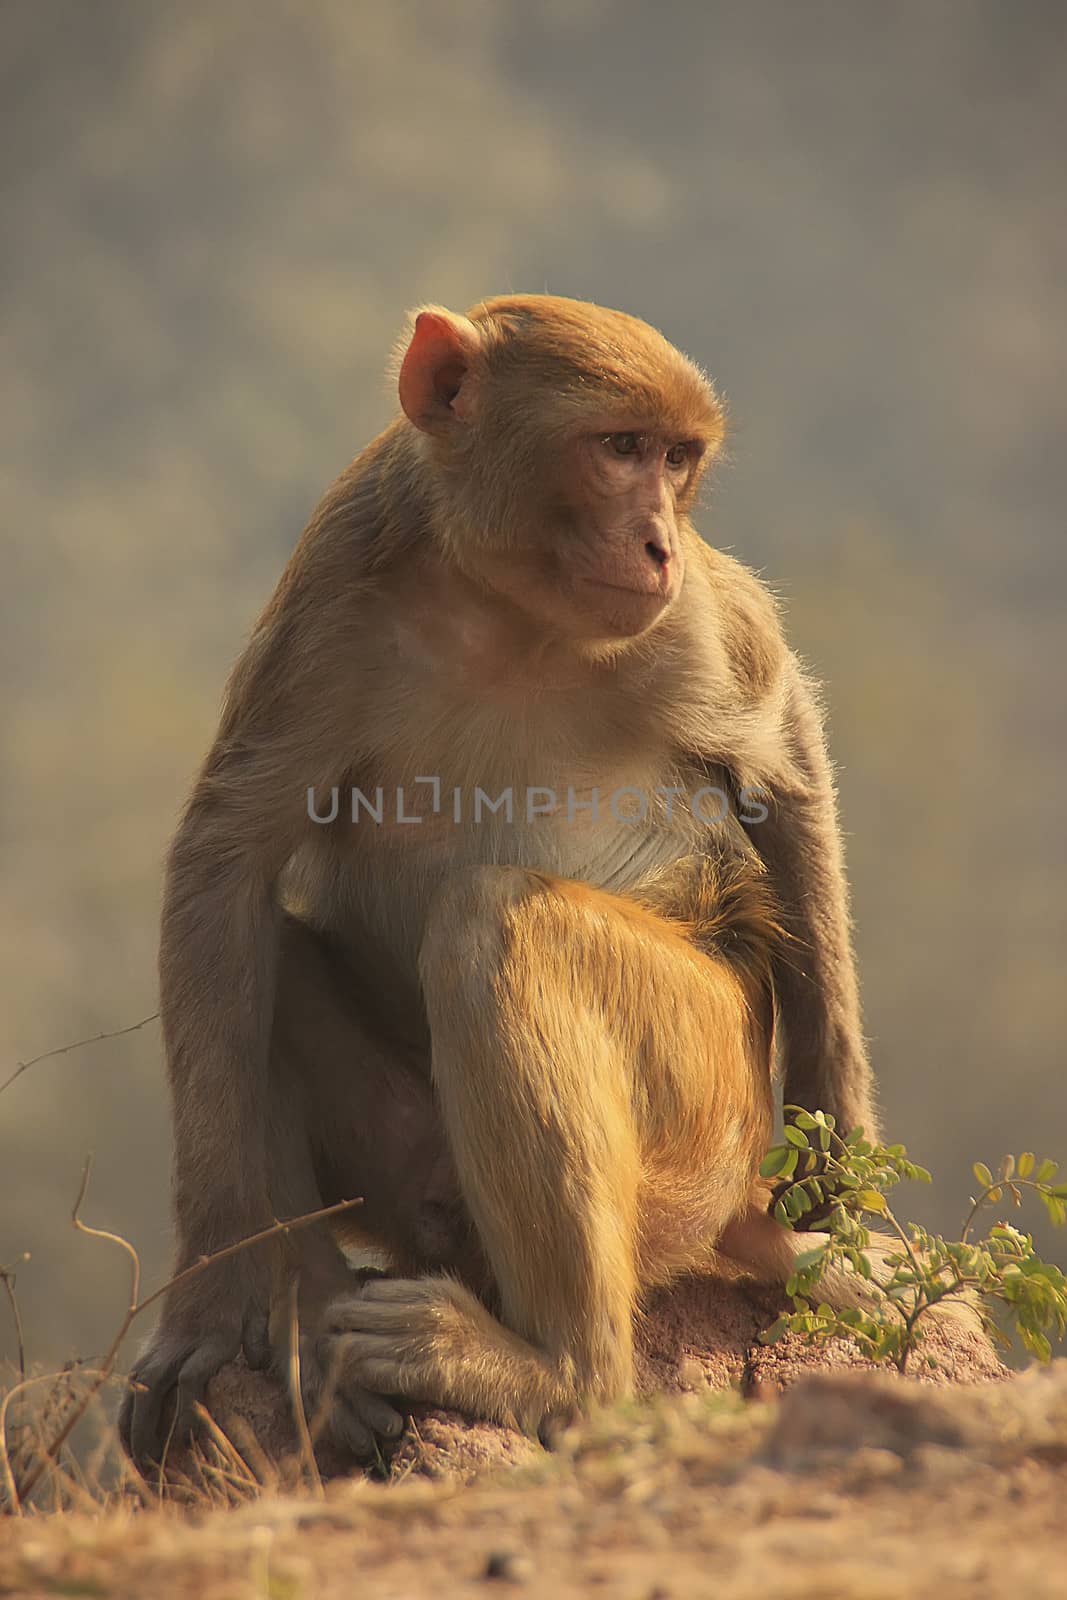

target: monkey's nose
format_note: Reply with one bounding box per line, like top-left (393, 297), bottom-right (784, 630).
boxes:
top-left (645, 537), bottom-right (670, 570)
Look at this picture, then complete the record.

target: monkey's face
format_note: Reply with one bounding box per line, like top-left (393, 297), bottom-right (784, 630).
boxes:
top-left (558, 423), bottom-right (699, 637)
top-left (461, 421), bottom-right (698, 645)
top-left (397, 294), bottom-right (725, 647)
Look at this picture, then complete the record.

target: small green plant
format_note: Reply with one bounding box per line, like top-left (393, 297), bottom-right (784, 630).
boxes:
top-left (759, 1109), bottom-right (1067, 1373)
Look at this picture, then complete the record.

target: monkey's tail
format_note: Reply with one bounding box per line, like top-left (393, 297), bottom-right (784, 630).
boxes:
top-left (711, 1181), bottom-right (984, 1339)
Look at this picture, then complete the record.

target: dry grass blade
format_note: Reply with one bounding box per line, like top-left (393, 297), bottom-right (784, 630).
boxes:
top-left (5, 1159), bottom-right (363, 1511)
top-left (287, 1276), bottom-right (324, 1497)
top-left (192, 1403), bottom-right (260, 1493)
top-left (0, 1368), bottom-right (115, 1513)
top-left (226, 1415), bottom-right (279, 1493)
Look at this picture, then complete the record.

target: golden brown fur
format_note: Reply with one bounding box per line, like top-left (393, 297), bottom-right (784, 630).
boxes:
top-left (121, 294), bottom-right (880, 1461)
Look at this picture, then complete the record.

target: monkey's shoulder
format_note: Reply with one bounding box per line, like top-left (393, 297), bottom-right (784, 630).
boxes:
top-left (684, 539), bottom-right (788, 705)
top-left (270, 424), bottom-right (424, 599)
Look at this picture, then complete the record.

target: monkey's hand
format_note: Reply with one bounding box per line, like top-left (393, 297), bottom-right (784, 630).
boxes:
top-left (119, 1256), bottom-right (271, 1467)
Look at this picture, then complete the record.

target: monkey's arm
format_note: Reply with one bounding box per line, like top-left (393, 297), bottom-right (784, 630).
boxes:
top-left (746, 661), bottom-right (879, 1139)
top-left (688, 543), bottom-right (876, 1137)
top-left (175, 598), bottom-right (367, 1240)
top-left (161, 742), bottom-right (292, 1276)
top-left (122, 566), bottom-right (360, 1463)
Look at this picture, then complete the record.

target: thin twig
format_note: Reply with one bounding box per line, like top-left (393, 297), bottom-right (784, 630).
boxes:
top-left (1, 1013), bottom-right (159, 1097)
top-left (139, 1199), bottom-right (363, 1322)
top-left (72, 1158), bottom-right (141, 1312)
top-left (9, 1167), bottom-right (363, 1508)
top-left (0, 1257), bottom-right (29, 1381)
top-left (959, 1177), bottom-right (1048, 1245)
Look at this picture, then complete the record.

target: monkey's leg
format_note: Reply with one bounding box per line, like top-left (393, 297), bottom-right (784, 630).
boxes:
top-left (325, 866), bottom-right (774, 1434)
top-left (266, 914), bottom-right (497, 1459)
top-left (123, 916), bottom-right (468, 1465)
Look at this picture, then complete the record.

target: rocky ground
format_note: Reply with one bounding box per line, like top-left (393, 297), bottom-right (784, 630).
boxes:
top-left (3, 1276), bottom-right (1064, 1599)
top-left (197, 1271), bottom-right (1006, 1482)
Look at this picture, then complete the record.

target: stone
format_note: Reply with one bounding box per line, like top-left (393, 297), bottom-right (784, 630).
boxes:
top-left (193, 1273), bottom-right (1007, 1485)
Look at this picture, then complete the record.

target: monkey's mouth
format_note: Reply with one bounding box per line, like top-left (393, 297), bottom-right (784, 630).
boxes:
top-left (583, 574), bottom-right (675, 603)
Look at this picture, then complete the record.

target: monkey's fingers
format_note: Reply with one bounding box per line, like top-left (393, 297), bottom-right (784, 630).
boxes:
top-left (122, 1334), bottom-right (236, 1466)
top-left (171, 1337), bottom-right (243, 1445)
top-left (121, 1348), bottom-right (186, 1467)
top-left (117, 1379), bottom-right (145, 1460)
top-left (325, 1279), bottom-right (462, 1405)
top-left (304, 1336), bottom-right (406, 1460)
top-left (330, 1338), bottom-right (418, 1406)
top-left (329, 1385), bottom-right (406, 1460)
top-left (329, 1276), bottom-right (442, 1318)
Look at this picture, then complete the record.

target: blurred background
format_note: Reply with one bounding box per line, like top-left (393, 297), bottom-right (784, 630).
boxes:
top-left (2, 0), bottom-right (1064, 1374)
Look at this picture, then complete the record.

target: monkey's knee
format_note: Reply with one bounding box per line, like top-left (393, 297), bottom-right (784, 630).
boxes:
top-left (418, 864), bottom-right (548, 997)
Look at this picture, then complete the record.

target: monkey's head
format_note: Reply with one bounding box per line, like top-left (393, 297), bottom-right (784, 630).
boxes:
top-left (395, 294), bottom-right (724, 647)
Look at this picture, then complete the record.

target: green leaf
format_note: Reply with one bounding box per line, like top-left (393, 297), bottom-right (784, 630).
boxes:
top-left (855, 1190), bottom-right (888, 1213)
top-left (1036, 1159), bottom-right (1059, 1183)
top-left (1017, 1152), bottom-right (1035, 1179)
top-left (793, 1244), bottom-right (829, 1274)
top-left (784, 1125), bottom-right (809, 1148)
top-left (973, 1162), bottom-right (994, 1189)
top-left (1023, 1329), bottom-right (1053, 1363)
top-left (759, 1146), bottom-right (792, 1179)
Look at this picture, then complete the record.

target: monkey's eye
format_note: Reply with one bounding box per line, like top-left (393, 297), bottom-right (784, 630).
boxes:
top-left (604, 432), bottom-right (641, 457)
top-left (665, 442), bottom-right (690, 468)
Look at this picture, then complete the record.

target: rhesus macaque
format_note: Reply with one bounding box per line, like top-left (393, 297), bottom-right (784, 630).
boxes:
top-left (122, 295), bottom-right (878, 1464)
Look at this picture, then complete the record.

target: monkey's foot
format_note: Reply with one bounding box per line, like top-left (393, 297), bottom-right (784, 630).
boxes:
top-left (294, 1328), bottom-right (406, 1462)
top-left (325, 1276), bottom-right (572, 1432)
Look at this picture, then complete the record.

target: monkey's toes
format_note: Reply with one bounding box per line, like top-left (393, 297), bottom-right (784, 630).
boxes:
top-left (328, 1276), bottom-right (445, 1330)
top-left (299, 1330), bottom-right (406, 1461)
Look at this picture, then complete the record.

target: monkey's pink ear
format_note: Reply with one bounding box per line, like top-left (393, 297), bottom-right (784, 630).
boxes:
top-left (398, 310), bottom-right (480, 432)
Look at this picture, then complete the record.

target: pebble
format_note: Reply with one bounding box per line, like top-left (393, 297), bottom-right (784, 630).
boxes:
top-left (484, 1549), bottom-right (534, 1583)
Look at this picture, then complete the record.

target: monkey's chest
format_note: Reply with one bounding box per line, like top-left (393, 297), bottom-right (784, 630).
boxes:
top-left (291, 725), bottom-right (742, 1004)
top-left (288, 665), bottom-right (748, 997)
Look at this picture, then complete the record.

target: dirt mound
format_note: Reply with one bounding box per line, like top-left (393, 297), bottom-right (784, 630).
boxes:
top-left (198, 1273), bottom-right (1005, 1483)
